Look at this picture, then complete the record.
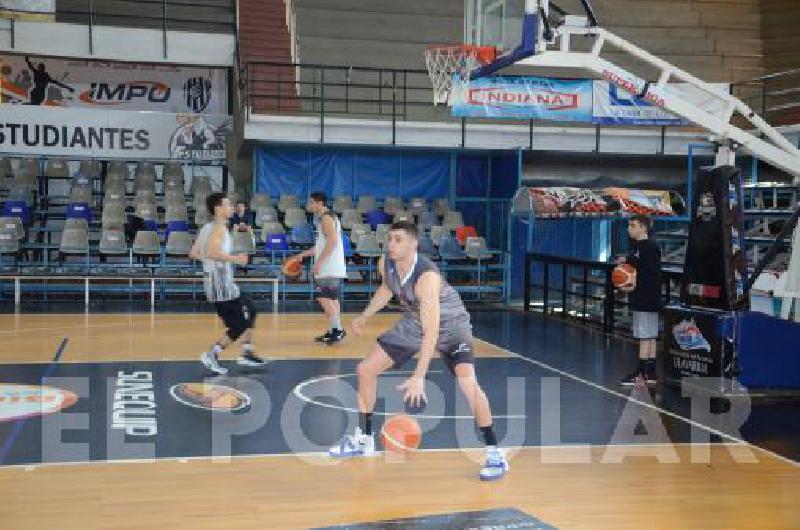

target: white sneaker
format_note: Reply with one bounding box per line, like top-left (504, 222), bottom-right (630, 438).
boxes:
top-left (201, 349), bottom-right (228, 375)
top-left (329, 428), bottom-right (375, 458)
top-left (479, 446), bottom-right (509, 481)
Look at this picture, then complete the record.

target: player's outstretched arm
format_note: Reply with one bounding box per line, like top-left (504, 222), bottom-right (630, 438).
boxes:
top-left (351, 256), bottom-right (392, 335)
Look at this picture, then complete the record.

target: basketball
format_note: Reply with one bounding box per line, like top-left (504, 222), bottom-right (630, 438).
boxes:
top-left (282, 257), bottom-right (302, 279)
top-left (612, 263), bottom-right (636, 288)
top-left (380, 414), bottom-right (421, 453)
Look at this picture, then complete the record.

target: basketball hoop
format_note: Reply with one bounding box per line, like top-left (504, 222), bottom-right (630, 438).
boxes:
top-left (424, 44), bottom-right (496, 106)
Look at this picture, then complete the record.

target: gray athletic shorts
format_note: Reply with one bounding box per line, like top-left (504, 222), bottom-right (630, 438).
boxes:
top-left (632, 311), bottom-right (659, 340)
top-left (377, 317), bottom-right (474, 374)
top-left (314, 277), bottom-right (342, 301)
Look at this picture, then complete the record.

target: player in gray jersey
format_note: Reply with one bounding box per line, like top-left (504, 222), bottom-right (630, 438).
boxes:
top-left (190, 192), bottom-right (266, 374)
top-left (329, 221), bottom-right (509, 481)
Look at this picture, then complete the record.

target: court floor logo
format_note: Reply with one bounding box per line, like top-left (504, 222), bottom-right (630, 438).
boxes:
top-left (0, 384), bottom-right (78, 422)
top-left (170, 383), bottom-right (250, 412)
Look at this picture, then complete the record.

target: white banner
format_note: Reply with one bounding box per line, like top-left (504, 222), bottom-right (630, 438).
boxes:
top-left (0, 105), bottom-right (231, 161)
top-left (0, 1), bottom-right (53, 17)
top-left (0, 55), bottom-right (227, 114)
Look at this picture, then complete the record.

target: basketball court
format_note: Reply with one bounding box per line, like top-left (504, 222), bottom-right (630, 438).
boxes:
top-left (2, 0), bottom-right (800, 528)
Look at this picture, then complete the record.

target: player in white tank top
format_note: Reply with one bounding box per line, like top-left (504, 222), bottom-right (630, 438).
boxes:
top-left (293, 192), bottom-right (348, 344)
top-left (189, 193), bottom-right (266, 374)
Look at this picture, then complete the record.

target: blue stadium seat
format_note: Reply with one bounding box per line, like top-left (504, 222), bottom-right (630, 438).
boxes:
top-left (66, 202), bottom-right (92, 224)
top-left (365, 209), bottom-right (390, 230)
top-left (165, 220), bottom-right (189, 240)
top-left (265, 233), bottom-right (289, 252)
top-left (3, 201), bottom-right (31, 225)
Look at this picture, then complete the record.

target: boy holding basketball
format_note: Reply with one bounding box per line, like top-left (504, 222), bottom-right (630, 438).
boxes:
top-left (619, 215), bottom-right (663, 386)
top-left (328, 221), bottom-right (509, 481)
top-left (292, 192), bottom-right (347, 344)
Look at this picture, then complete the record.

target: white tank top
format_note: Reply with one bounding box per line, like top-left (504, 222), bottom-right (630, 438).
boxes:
top-left (314, 211), bottom-right (347, 279)
top-left (196, 222), bottom-right (240, 302)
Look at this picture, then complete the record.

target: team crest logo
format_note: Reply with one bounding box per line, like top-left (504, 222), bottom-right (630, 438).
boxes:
top-left (672, 319), bottom-right (711, 352)
top-left (169, 115), bottom-right (228, 160)
top-left (170, 383), bottom-right (250, 412)
top-left (183, 76), bottom-right (212, 113)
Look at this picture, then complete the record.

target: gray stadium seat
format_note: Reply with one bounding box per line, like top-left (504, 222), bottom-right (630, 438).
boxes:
top-left (194, 207), bottom-right (210, 226)
top-left (104, 177), bottom-right (126, 195)
top-left (409, 197), bottom-right (427, 215)
top-left (8, 186), bottom-right (35, 206)
top-left (350, 223), bottom-right (371, 246)
top-left (165, 205), bottom-right (189, 222)
top-left (59, 228), bottom-right (89, 255)
top-left (251, 194), bottom-right (272, 210)
top-left (99, 229), bottom-right (128, 255)
top-left (164, 189), bottom-right (186, 207)
top-left (107, 161), bottom-right (129, 180)
top-left (465, 237), bottom-right (492, 260)
top-left (333, 195), bottom-right (353, 214)
top-left (356, 195), bottom-right (377, 213)
top-left (255, 207), bottom-right (278, 228)
top-left (284, 207), bottom-right (308, 228)
top-left (191, 175), bottom-right (211, 196)
top-left (0, 217), bottom-right (24, 240)
top-left (383, 196), bottom-right (403, 215)
top-left (375, 223), bottom-right (390, 248)
top-left (16, 158), bottom-right (39, 186)
top-left (278, 194), bottom-right (299, 213)
top-left (164, 173), bottom-right (184, 191)
top-left (417, 209), bottom-right (438, 229)
top-left (79, 160), bottom-right (102, 179)
top-left (102, 204), bottom-right (126, 229)
top-left (166, 231), bottom-right (193, 256)
top-left (433, 198), bottom-right (450, 216)
top-left (392, 210), bottom-right (413, 223)
top-left (443, 211), bottom-right (464, 230)
top-left (341, 209), bottom-right (362, 229)
top-left (162, 162), bottom-right (184, 180)
top-left (260, 222), bottom-right (285, 241)
top-left (132, 230), bottom-right (161, 257)
top-left (44, 159), bottom-right (69, 178)
top-left (70, 185), bottom-right (93, 204)
top-left (0, 228), bottom-right (19, 259)
top-left (135, 189), bottom-right (156, 206)
top-left (355, 233), bottom-right (381, 257)
top-left (231, 231), bottom-right (256, 255)
top-left (135, 202), bottom-right (157, 221)
top-left (64, 218), bottom-right (88, 232)
top-left (429, 225), bottom-right (445, 246)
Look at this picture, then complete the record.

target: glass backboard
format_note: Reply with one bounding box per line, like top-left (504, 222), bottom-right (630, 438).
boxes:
top-left (464, 0), bottom-right (526, 53)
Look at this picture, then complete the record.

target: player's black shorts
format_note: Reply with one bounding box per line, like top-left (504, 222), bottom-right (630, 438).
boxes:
top-left (314, 278), bottom-right (342, 301)
top-left (214, 294), bottom-right (257, 341)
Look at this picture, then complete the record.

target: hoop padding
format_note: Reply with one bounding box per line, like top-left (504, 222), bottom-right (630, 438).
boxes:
top-left (424, 45), bottom-right (496, 106)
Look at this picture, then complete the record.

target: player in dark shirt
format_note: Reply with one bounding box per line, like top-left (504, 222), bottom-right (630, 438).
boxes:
top-left (619, 215), bottom-right (663, 386)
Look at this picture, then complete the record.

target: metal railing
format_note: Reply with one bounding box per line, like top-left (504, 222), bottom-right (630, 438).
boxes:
top-left (524, 253), bottom-right (682, 335)
top-left (732, 69), bottom-right (800, 128)
top-left (2, 0), bottom-right (235, 55)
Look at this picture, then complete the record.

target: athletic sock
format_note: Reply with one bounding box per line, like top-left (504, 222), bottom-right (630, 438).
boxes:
top-left (330, 315), bottom-right (342, 332)
top-left (360, 412), bottom-right (373, 436)
top-left (637, 358), bottom-right (647, 375)
top-left (210, 343), bottom-right (223, 356)
top-left (242, 342), bottom-right (254, 354)
top-left (480, 425), bottom-right (498, 447)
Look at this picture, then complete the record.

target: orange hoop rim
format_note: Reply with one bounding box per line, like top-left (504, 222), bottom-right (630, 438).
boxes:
top-left (424, 44), bottom-right (497, 65)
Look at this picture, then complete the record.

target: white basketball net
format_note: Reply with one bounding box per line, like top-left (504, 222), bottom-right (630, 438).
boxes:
top-left (424, 45), bottom-right (482, 106)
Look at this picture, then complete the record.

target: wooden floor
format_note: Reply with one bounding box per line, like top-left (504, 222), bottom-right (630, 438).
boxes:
top-left (0, 312), bottom-right (798, 529)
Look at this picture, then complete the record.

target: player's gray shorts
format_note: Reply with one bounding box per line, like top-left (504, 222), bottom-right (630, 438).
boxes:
top-left (632, 311), bottom-right (659, 340)
top-left (377, 316), bottom-right (474, 374)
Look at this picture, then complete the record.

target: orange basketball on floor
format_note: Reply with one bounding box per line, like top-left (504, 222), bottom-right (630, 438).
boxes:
top-left (612, 263), bottom-right (636, 287)
top-left (282, 257), bottom-right (302, 279)
top-left (380, 414), bottom-right (421, 453)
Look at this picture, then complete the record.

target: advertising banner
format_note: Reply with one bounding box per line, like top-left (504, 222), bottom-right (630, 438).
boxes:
top-left (0, 55), bottom-right (227, 114)
top-left (0, 105), bottom-right (231, 161)
top-left (451, 75), bottom-right (593, 121)
top-left (0, 1), bottom-right (54, 20)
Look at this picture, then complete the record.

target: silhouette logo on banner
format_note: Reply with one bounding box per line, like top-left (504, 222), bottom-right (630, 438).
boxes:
top-left (183, 76), bottom-right (212, 113)
top-left (168, 115), bottom-right (227, 160)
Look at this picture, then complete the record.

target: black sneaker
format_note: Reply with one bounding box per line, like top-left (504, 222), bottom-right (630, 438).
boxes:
top-left (322, 328), bottom-right (346, 345)
top-left (620, 372), bottom-right (646, 387)
top-left (314, 330), bottom-right (333, 342)
top-left (237, 352), bottom-right (267, 367)
top-left (644, 368), bottom-right (657, 385)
